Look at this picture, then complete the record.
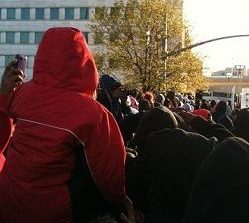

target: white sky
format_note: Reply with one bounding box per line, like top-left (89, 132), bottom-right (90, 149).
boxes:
top-left (183, 0), bottom-right (249, 74)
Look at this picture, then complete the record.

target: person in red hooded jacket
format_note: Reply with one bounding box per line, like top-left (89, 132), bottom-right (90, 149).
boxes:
top-left (0, 27), bottom-right (126, 223)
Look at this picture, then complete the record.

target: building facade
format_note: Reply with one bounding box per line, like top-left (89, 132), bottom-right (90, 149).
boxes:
top-left (0, 0), bottom-right (116, 80)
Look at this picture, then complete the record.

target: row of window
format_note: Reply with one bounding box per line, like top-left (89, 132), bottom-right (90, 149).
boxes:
top-left (3, 31), bottom-right (43, 44)
top-left (0, 7), bottom-right (89, 20)
top-left (1, 31), bottom-right (89, 44)
top-left (4, 55), bottom-right (33, 67)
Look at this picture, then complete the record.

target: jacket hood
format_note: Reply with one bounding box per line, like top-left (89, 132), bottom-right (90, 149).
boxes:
top-left (132, 106), bottom-right (178, 149)
top-left (33, 27), bottom-right (98, 95)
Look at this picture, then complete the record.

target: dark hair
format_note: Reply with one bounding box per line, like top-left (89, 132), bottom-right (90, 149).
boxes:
top-left (210, 100), bottom-right (216, 108)
top-left (143, 92), bottom-right (154, 108)
top-left (138, 99), bottom-right (151, 112)
top-left (132, 106), bottom-right (178, 148)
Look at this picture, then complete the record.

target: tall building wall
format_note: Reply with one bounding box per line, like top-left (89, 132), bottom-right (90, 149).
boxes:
top-left (0, 0), bottom-right (116, 80)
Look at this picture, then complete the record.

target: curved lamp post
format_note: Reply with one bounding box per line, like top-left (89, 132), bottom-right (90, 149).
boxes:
top-left (163, 34), bottom-right (249, 58)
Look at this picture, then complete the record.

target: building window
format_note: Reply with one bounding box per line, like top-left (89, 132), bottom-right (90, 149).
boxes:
top-left (82, 32), bottom-right (89, 43)
top-left (20, 32), bottom-right (29, 44)
top-left (36, 8), bottom-right (45, 20)
top-left (80, 8), bottom-right (89, 20)
top-left (5, 55), bottom-right (15, 66)
top-left (6, 32), bottom-right (15, 43)
top-left (65, 8), bottom-right (74, 20)
top-left (50, 8), bottom-right (59, 20)
top-left (35, 32), bottom-right (43, 43)
top-left (21, 8), bottom-right (30, 20)
top-left (7, 8), bottom-right (16, 20)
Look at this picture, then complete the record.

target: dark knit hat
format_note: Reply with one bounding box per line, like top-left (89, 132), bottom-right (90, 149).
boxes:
top-left (100, 74), bottom-right (122, 91)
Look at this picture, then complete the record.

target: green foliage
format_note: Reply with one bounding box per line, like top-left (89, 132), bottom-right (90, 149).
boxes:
top-left (91, 0), bottom-right (207, 93)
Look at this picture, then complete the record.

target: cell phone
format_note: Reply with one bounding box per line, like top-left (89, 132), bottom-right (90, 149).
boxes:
top-left (15, 54), bottom-right (27, 74)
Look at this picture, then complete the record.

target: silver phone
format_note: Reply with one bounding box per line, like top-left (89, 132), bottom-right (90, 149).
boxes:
top-left (15, 54), bottom-right (27, 74)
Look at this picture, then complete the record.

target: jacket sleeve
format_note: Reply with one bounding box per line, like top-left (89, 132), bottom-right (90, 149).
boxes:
top-left (84, 108), bottom-right (126, 204)
top-left (0, 94), bottom-right (12, 171)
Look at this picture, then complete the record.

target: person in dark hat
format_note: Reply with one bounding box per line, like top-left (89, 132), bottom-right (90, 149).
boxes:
top-left (212, 101), bottom-right (234, 132)
top-left (97, 74), bottom-right (124, 124)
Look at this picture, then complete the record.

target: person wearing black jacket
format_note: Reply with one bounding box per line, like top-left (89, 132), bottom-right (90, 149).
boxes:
top-left (212, 101), bottom-right (234, 132)
top-left (183, 137), bottom-right (249, 223)
top-left (126, 106), bottom-right (216, 223)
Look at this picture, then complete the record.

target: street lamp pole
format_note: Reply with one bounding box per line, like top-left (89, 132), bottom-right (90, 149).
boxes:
top-left (144, 28), bottom-right (151, 90)
top-left (163, 34), bottom-right (249, 59)
top-left (234, 64), bottom-right (245, 105)
top-left (225, 72), bottom-right (232, 101)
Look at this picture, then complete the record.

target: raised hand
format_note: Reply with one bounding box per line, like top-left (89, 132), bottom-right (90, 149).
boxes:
top-left (0, 60), bottom-right (24, 96)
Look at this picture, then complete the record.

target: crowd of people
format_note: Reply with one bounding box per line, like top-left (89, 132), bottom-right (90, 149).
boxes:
top-left (0, 27), bottom-right (249, 223)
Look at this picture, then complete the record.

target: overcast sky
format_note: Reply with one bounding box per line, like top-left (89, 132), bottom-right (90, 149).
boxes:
top-left (183, 0), bottom-right (249, 74)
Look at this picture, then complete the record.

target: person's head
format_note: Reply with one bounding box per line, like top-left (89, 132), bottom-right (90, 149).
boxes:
top-left (164, 97), bottom-right (173, 109)
top-left (133, 106), bottom-right (178, 147)
top-left (181, 103), bottom-right (194, 112)
top-left (209, 100), bottom-right (217, 113)
top-left (192, 109), bottom-right (212, 120)
top-left (214, 101), bottom-right (227, 114)
top-left (201, 99), bottom-right (209, 110)
top-left (111, 86), bottom-right (123, 98)
top-left (99, 74), bottom-right (123, 98)
top-left (138, 99), bottom-right (151, 112)
top-left (155, 93), bottom-right (165, 106)
top-left (33, 27), bottom-right (98, 97)
top-left (234, 108), bottom-right (249, 142)
top-left (231, 108), bottom-right (240, 122)
top-left (143, 92), bottom-right (154, 108)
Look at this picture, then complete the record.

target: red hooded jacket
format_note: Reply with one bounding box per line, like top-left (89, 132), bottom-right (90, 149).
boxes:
top-left (0, 27), bottom-right (126, 223)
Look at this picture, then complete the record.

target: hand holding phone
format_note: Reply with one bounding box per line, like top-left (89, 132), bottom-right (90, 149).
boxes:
top-left (1, 61), bottom-right (24, 96)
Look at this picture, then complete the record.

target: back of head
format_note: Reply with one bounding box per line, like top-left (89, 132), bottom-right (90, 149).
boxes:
top-left (138, 99), bottom-right (151, 112)
top-left (201, 100), bottom-right (209, 110)
top-left (234, 108), bottom-right (249, 142)
top-left (99, 74), bottom-right (122, 92)
top-left (182, 103), bottom-right (193, 112)
top-left (133, 106), bottom-right (178, 147)
top-left (143, 92), bottom-right (154, 107)
top-left (192, 109), bottom-right (211, 120)
top-left (184, 137), bottom-right (249, 223)
top-left (33, 27), bottom-right (98, 95)
top-left (214, 101), bottom-right (227, 115)
top-left (190, 115), bottom-right (209, 133)
top-left (210, 100), bottom-right (216, 107)
top-left (155, 93), bottom-right (165, 106)
top-left (190, 116), bottom-right (233, 142)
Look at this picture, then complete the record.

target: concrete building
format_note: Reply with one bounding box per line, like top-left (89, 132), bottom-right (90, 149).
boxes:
top-left (211, 65), bottom-right (248, 78)
top-left (0, 0), bottom-right (116, 80)
top-left (207, 65), bottom-right (249, 107)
